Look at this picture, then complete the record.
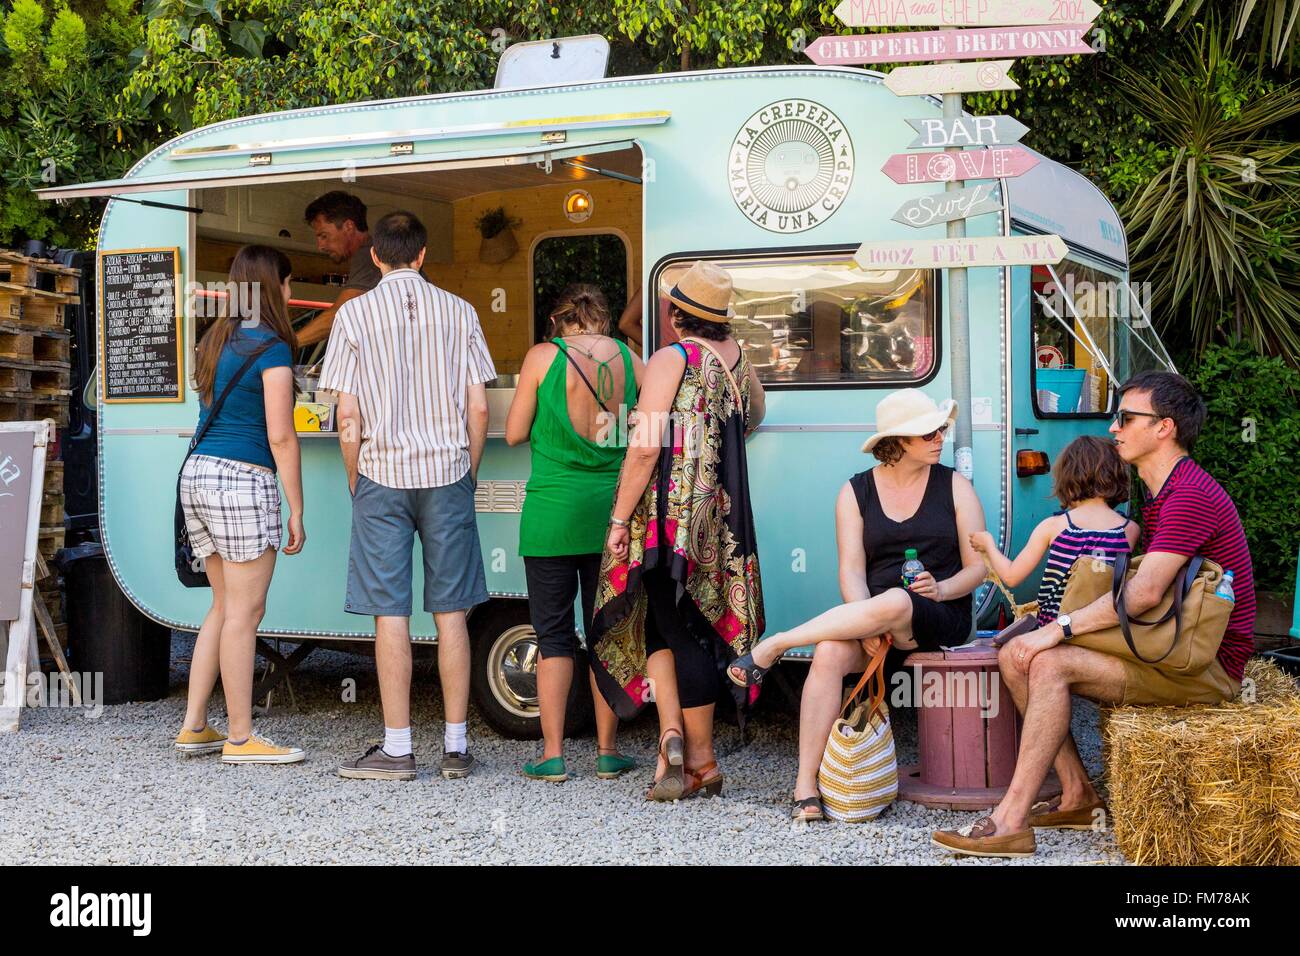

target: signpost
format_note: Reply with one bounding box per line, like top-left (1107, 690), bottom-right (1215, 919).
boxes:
top-left (906, 115), bottom-right (1028, 148)
top-left (883, 59), bottom-right (1018, 95)
top-left (805, 25), bottom-right (1094, 64)
top-left (881, 146), bottom-right (1040, 184)
top-left (832, 0), bottom-right (1102, 28)
top-left (892, 183), bottom-right (1003, 228)
top-left (854, 235), bottom-right (1066, 269)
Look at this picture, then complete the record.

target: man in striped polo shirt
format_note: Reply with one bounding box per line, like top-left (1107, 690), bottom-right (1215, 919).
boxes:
top-left (320, 211), bottom-right (497, 783)
top-left (935, 371), bottom-right (1255, 858)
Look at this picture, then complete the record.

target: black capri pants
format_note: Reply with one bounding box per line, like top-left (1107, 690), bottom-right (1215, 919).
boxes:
top-left (642, 568), bottom-right (720, 710)
top-left (523, 554), bottom-right (601, 659)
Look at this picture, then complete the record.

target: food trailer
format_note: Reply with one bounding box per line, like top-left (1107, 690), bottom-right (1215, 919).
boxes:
top-left (38, 49), bottom-right (1173, 736)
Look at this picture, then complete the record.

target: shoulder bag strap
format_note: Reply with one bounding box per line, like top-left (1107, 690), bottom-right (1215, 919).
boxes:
top-left (680, 336), bottom-right (744, 414)
top-left (1111, 551), bottom-right (1189, 664)
top-left (185, 340), bottom-right (277, 462)
top-left (556, 339), bottom-right (615, 416)
top-left (839, 633), bottom-right (894, 722)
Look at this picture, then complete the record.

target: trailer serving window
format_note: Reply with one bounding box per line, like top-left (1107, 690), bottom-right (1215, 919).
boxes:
top-left (651, 249), bottom-right (938, 388)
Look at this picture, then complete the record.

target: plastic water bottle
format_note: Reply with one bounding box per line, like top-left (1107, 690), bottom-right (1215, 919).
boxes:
top-left (1215, 570), bottom-right (1235, 603)
top-left (902, 548), bottom-right (925, 588)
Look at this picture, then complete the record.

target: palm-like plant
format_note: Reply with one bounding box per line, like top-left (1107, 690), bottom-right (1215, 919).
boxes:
top-left (1118, 25), bottom-right (1300, 363)
top-left (1165, 0), bottom-right (1300, 67)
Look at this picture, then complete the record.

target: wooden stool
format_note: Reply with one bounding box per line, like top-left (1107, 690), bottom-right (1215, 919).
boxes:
top-left (897, 647), bottom-right (1061, 810)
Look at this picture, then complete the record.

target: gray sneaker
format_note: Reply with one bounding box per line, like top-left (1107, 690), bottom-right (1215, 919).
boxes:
top-left (338, 744), bottom-right (416, 780)
top-left (440, 750), bottom-right (476, 779)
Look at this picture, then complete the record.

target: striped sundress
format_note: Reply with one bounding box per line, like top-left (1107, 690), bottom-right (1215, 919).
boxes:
top-left (1035, 511), bottom-right (1132, 626)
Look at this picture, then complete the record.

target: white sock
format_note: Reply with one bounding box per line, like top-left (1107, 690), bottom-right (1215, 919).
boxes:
top-left (444, 721), bottom-right (467, 754)
top-left (383, 726), bottom-right (412, 758)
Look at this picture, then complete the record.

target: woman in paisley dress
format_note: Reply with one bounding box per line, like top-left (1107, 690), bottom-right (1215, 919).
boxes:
top-left (589, 261), bottom-right (766, 802)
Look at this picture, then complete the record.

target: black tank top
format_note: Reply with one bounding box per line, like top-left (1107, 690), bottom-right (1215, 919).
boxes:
top-left (849, 463), bottom-right (969, 615)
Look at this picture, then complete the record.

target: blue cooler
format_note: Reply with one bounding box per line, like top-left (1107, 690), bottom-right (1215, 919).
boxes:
top-left (1037, 366), bottom-right (1087, 413)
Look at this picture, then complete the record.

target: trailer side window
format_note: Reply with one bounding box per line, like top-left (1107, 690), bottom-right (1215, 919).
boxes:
top-left (653, 250), bottom-right (938, 387)
top-left (1030, 260), bottom-right (1124, 417)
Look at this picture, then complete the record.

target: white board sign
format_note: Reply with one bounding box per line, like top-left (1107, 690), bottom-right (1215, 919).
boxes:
top-left (907, 115), bottom-right (1028, 148)
top-left (884, 60), bottom-right (1019, 96)
top-left (892, 183), bottom-right (1004, 228)
top-left (854, 234), bottom-right (1066, 269)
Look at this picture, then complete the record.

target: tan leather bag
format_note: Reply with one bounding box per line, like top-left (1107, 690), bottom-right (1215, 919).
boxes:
top-left (1058, 551), bottom-right (1233, 676)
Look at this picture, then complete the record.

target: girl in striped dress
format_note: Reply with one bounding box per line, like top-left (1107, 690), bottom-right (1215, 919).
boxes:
top-left (970, 436), bottom-right (1140, 631)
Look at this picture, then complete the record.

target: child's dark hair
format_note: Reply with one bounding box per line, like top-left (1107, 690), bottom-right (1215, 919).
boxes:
top-left (1051, 435), bottom-right (1129, 508)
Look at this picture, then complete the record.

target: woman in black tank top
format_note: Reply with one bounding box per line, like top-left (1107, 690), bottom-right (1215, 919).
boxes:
top-left (724, 388), bottom-right (989, 817)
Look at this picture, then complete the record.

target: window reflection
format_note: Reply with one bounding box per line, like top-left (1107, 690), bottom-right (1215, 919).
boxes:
top-left (655, 252), bottom-right (937, 386)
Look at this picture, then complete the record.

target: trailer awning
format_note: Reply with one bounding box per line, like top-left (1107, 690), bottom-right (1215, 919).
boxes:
top-left (34, 138), bottom-right (645, 200)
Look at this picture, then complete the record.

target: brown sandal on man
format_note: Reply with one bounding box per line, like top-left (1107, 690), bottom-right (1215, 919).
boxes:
top-left (1027, 796), bottom-right (1107, 830)
top-left (931, 816), bottom-right (1036, 858)
top-left (645, 728), bottom-right (685, 802)
top-left (682, 761), bottom-right (724, 799)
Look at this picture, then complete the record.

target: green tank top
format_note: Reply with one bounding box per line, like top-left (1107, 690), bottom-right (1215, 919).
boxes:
top-left (519, 338), bottom-right (638, 557)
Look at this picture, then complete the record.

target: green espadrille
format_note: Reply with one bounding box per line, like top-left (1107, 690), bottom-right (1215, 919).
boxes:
top-left (596, 752), bottom-right (637, 779)
top-left (522, 756), bottom-right (568, 782)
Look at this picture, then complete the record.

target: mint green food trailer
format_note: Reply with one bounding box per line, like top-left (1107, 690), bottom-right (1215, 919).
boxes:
top-left (39, 49), bottom-right (1173, 736)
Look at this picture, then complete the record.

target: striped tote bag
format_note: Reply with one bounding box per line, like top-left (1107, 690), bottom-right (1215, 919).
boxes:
top-left (818, 635), bottom-right (897, 822)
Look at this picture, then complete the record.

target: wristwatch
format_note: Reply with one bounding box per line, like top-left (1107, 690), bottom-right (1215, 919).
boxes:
top-left (1056, 614), bottom-right (1073, 640)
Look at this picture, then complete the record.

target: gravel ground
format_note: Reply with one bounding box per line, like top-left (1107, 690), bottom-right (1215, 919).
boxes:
top-left (1, 633), bottom-right (1125, 865)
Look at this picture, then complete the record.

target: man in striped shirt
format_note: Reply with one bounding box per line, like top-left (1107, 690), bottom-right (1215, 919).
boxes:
top-left (320, 210), bottom-right (496, 783)
top-left (935, 370), bottom-right (1254, 858)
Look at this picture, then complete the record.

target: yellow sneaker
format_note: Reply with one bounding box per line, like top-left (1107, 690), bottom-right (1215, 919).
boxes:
top-left (222, 734), bottom-right (305, 765)
top-left (174, 725), bottom-right (227, 755)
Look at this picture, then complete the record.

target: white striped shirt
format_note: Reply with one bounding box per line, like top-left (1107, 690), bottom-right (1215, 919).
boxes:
top-left (319, 268), bottom-right (496, 489)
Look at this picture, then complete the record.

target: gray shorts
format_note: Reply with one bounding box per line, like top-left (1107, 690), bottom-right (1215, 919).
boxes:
top-left (345, 471), bottom-right (489, 617)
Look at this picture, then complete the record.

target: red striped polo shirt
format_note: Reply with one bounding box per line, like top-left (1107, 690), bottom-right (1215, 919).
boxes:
top-left (1139, 457), bottom-right (1255, 682)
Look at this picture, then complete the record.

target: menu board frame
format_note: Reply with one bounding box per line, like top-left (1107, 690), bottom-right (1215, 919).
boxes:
top-left (97, 246), bottom-right (184, 404)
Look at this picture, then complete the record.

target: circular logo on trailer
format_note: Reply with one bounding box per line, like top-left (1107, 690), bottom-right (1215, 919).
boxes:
top-left (728, 99), bottom-right (854, 234)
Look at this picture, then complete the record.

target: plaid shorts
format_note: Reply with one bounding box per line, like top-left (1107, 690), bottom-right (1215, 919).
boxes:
top-left (180, 454), bottom-right (283, 562)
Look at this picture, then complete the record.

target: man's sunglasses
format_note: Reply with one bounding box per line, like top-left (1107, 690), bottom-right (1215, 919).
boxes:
top-left (918, 423), bottom-right (950, 442)
top-left (1112, 409), bottom-right (1166, 429)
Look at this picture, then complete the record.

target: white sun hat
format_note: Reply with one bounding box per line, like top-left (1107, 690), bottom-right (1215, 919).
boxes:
top-left (861, 388), bottom-right (959, 453)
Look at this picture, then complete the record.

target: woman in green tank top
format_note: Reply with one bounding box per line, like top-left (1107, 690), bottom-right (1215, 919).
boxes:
top-left (505, 284), bottom-right (644, 782)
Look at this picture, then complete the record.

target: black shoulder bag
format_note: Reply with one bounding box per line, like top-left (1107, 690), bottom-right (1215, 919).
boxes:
top-left (175, 342), bottom-right (276, 587)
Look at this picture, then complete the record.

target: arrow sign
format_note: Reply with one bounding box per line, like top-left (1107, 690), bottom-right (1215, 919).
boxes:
top-left (854, 235), bottom-right (1066, 270)
top-left (884, 60), bottom-right (1019, 96)
top-left (881, 147), bottom-right (1040, 184)
top-left (806, 25), bottom-right (1095, 64)
top-left (892, 183), bottom-right (1004, 228)
top-left (907, 115), bottom-right (1029, 148)
top-left (835, 0), bottom-right (1102, 28)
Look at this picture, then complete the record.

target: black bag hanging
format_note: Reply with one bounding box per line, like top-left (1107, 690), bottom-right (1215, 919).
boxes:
top-left (175, 341), bottom-right (277, 587)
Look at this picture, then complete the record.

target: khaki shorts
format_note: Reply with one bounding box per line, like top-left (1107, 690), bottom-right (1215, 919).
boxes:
top-left (1119, 657), bottom-right (1240, 706)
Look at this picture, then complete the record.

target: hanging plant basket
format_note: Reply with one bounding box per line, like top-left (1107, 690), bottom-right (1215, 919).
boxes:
top-left (476, 206), bottom-right (521, 264)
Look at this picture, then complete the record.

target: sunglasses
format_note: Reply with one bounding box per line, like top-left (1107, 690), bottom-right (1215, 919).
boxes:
top-left (918, 423), bottom-right (950, 442)
top-left (1112, 409), bottom-right (1166, 429)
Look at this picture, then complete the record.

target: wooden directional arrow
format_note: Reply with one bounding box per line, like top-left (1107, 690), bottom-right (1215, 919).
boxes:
top-left (907, 115), bottom-right (1028, 148)
top-left (835, 0), bottom-right (1102, 28)
top-left (884, 60), bottom-right (1018, 96)
top-left (854, 235), bottom-right (1066, 270)
top-left (881, 147), bottom-right (1040, 184)
top-left (805, 25), bottom-right (1095, 65)
top-left (892, 183), bottom-right (1004, 229)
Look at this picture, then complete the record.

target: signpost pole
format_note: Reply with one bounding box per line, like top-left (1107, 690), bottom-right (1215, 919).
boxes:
top-left (943, 36), bottom-right (974, 482)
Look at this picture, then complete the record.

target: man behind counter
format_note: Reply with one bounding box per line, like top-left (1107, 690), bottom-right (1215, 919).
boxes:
top-left (294, 191), bottom-right (383, 347)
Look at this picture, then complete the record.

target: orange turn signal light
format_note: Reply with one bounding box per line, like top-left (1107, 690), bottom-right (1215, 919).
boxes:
top-left (1016, 449), bottom-right (1051, 477)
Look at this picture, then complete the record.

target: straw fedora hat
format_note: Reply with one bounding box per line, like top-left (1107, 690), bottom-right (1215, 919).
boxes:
top-left (861, 388), bottom-right (959, 453)
top-left (666, 261), bottom-right (735, 323)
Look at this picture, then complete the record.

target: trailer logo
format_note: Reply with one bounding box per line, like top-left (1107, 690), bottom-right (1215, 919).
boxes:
top-left (729, 99), bottom-right (854, 234)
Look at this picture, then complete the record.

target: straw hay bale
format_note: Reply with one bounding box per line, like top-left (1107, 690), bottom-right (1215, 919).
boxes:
top-left (1102, 658), bottom-right (1300, 865)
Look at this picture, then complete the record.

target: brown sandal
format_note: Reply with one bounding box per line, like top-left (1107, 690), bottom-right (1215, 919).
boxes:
top-left (682, 761), bottom-right (724, 799)
top-left (791, 795), bottom-right (825, 821)
top-left (645, 728), bottom-right (685, 802)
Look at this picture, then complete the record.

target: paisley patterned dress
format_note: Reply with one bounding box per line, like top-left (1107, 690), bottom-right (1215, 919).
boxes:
top-left (589, 339), bottom-right (765, 720)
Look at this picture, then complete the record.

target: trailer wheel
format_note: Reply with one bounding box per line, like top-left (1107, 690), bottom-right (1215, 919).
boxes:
top-left (470, 600), bottom-right (595, 740)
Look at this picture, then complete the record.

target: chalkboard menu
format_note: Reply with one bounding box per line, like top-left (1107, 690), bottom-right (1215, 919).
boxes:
top-left (98, 247), bottom-right (184, 403)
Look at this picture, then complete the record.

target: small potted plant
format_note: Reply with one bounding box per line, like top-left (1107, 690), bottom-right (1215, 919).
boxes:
top-left (476, 206), bottom-right (521, 264)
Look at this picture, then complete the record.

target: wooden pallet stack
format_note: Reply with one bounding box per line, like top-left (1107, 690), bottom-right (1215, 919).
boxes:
top-left (0, 250), bottom-right (76, 659)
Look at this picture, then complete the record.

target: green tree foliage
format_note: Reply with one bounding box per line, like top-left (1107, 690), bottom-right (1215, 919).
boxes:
top-left (1188, 342), bottom-right (1300, 592)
